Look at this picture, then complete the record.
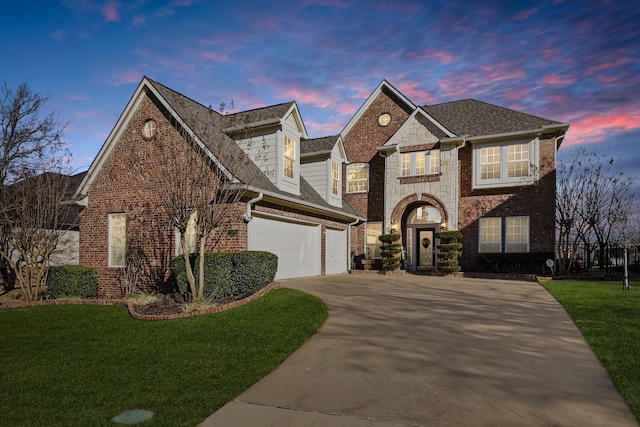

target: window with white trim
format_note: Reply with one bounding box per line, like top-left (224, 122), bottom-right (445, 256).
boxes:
top-left (176, 211), bottom-right (198, 255)
top-left (109, 213), bottom-right (126, 267)
top-left (400, 150), bottom-right (440, 176)
top-left (366, 222), bottom-right (382, 259)
top-left (474, 140), bottom-right (535, 188)
top-left (478, 217), bottom-right (501, 253)
top-left (347, 163), bottom-right (369, 193)
top-left (283, 136), bottom-right (295, 179)
top-left (331, 162), bottom-right (340, 195)
top-left (506, 216), bottom-right (529, 253)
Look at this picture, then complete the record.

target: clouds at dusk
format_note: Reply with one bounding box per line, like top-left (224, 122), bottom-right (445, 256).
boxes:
top-left (2, 0), bottom-right (639, 189)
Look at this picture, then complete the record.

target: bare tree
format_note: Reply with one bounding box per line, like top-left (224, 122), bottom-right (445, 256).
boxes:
top-left (0, 82), bottom-right (71, 298)
top-left (1, 82), bottom-right (68, 186)
top-left (0, 172), bottom-right (75, 301)
top-left (612, 196), bottom-right (638, 290)
top-left (556, 148), bottom-right (636, 275)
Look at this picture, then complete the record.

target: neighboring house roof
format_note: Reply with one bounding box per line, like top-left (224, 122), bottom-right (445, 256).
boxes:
top-left (301, 135), bottom-right (340, 155)
top-left (423, 99), bottom-right (568, 139)
top-left (222, 102), bottom-right (296, 131)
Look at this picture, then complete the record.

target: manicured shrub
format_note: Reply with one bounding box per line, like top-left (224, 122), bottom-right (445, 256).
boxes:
top-left (171, 251), bottom-right (277, 299)
top-left (47, 265), bottom-right (98, 299)
top-left (436, 230), bottom-right (463, 274)
top-left (379, 234), bottom-right (402, 271)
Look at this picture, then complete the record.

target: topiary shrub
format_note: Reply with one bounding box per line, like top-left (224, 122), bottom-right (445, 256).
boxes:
top-left (171, 251), bottom-right (277, 299)
top-left (436, 230), bottom-right (463, 274)
top-left (47, 265), bottom-right (98, 299)
top-left (379, 234), bottom-right (402, 271)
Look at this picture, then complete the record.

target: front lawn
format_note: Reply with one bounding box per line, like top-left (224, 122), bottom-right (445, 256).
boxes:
top-left (541, 279), bottom-right (640, 422)
top-left (0, 288), bottom-right (327, 426)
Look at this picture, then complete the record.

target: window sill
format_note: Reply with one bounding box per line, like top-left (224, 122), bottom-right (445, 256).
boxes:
top-left (399, 173), bottom-right (441, 184)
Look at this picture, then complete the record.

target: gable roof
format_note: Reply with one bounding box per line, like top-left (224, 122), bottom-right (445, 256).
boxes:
top-left (73, 77), bottom-right (362, 222)
top-left (340, 80), bottom-right (416, 138)
top-left (423, 99), bottom-right (568, 139)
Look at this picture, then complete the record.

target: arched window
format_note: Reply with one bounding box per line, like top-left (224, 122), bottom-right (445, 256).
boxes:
top-left (407, 205), bottom-right (441, 224)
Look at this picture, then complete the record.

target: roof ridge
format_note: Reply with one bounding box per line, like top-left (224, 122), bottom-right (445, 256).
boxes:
top-left (145, 76), bottom-right (223, 117)
top-left (224, 100), bottom-right (295, 117)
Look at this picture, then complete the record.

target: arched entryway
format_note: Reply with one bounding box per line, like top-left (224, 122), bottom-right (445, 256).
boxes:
top-left (402, 205), bottom-right (442, 272)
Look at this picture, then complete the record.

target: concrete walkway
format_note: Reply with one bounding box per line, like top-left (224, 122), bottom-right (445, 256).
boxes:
top-left (200, 274), bottom-right (638, 426)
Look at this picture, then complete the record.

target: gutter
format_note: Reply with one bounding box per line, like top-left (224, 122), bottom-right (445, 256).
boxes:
top-left (243, 192), bottom-right (264, 223)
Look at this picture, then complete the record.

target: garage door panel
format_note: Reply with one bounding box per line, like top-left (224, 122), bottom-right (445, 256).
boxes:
top-left (248, 216), bottom-right (320, 280)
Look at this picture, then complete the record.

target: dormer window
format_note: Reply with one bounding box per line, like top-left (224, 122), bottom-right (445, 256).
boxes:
top-left (284, 136), bottom-right (295, 179)
top-left (331, 162), bottom-right (340, 195)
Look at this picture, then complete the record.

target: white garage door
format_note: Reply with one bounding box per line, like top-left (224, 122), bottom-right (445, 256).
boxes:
top-left (248, 215), bottom-right (321, 280)
top-left (325, 228), bottom-right (347, 275)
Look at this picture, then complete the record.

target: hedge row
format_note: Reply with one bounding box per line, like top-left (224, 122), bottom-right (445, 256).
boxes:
top-left (47, 265), bottom-right (98, 299)
top-left (171, 251), bottom-right (278, 299)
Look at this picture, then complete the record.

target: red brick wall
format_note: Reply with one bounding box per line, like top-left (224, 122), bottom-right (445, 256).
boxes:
top-left (342, 88), bottom-right (411, 259)
top-left (79, 94), bottom-right (248, 297)
top-left (457, 137), bottom-right (557, 271)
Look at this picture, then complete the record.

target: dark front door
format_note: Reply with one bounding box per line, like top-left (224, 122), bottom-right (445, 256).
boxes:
top-left (417, 228), bottom-right (435, 270)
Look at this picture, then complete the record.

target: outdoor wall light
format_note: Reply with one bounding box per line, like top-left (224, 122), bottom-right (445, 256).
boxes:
top-left (440, 220), bottom-right (447, 231)
top-left (390, 222), bottom-right (398, 234)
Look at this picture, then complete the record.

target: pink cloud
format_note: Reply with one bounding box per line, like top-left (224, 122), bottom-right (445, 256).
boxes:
top-left (305, 119), bottom-right (344, 136)
top-left (512, 8), bottom-right (538, 20)
top-left (501, 87), bottom-right (533, 100)
top-left (480, 63), bottom-right (526, 85)
top-left (101, 1), bottom-right (119, 22)
top-left (408, 49), bottom-right (457, 64)
top-left (111, 70), bottom-right (142, 86)
top-left (542, 74), bottom-right (575, 85)
top-left (275, 87), bottom-right (334, 109)
top-left (200, 51), bottom-right (228, 62)
top-left (564, 108), bottom-right (640, 146)
top-left (396, 80), bottom-right (438, 104)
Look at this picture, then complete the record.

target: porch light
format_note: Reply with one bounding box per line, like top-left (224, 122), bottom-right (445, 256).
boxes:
top-left (440, 220), bottom-right (447, 231)
top-left (390, 222), bottom-right (398, 234)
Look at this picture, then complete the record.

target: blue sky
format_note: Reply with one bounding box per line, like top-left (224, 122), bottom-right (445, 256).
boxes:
top-left (2, 0), bottom-right (639, 198)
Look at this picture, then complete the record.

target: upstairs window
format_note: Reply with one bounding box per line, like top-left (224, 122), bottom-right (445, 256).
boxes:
top-left (401, 150), bottom-right (440, 176)
top-left (331, 162), bottom-right (340, 195)
top-left (474, 140), bottom-right (535, 189)
top-left (347, 163), bottom-right (369, 193)
top-left (283, 136), bottom-right (295, 179)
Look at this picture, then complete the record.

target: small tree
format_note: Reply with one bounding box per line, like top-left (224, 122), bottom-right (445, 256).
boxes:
top-left (0, 172), bottom-right (75, 301)
top-left (436, 230), bottom-right (463, 274)
top-left (379, 234), bottom-right (402, 271)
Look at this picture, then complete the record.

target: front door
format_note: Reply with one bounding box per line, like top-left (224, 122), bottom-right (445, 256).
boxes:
top-left (417, 229), bottom-right (435, 270)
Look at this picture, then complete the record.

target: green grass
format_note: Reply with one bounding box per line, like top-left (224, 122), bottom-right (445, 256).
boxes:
top-left (0, 288), bottom-right (327, 427)
top-left (541, 279), bottom-right (640, 422)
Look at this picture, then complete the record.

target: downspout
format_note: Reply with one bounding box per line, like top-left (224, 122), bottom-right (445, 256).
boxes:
top-left (243, 193), bottom-right (263, 223)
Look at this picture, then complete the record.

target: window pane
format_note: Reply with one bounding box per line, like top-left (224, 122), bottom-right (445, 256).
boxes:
top-left (480, 146), bottom-right (500, 180)
top-left (347, 164), bottom-right (369, 192)
top-left (284, 157), bottom-right (294, 178)
top-left (331, 162), bottom-right (339, 195)
top-left (406, 228), bottom-right (412, 265)
top-left (508, 144), bottom-right (529, 178)
top-left (479, 217), bottom-right (501, 253)
top-left (366, 222), bottom-right (382, 258)
top-left (415, 152), bottom-right (425, 175)
top-left (109, 213), bottom-right (126, 267)
top-left (284, 136), bottom-right (295, 157)
top-left (401, 153), bottom-right (411, 176)
top-left (506, 216), bottom-right (529, 252)
top-left (429, 149), bottom-right (440, 174)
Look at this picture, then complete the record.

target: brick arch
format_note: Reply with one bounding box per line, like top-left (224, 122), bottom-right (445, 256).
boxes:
top-left (390, 193), bottom-right (448, 225)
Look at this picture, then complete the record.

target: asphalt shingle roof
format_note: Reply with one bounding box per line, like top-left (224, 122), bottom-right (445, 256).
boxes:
top-left (423, 99), bottom-right (564, 138)
top-left (145, 78), bottom-right (361, 219)
top-left (301, 135), bottom-right (339, 155)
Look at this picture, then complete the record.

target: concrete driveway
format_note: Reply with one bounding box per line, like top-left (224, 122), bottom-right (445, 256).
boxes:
top-left (201, 274), bottom-right (637, 426)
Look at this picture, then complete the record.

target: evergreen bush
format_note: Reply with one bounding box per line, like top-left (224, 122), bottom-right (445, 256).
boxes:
top-left (47, 265), bottom-right (99, 299)
top-left (436, 230), bottom-right (463, 274)
top-left (379, 234), bottom-right (402, 271)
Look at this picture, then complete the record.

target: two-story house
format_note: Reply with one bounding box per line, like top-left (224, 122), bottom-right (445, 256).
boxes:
top-left (72, 77), bottom-right (363, 296)
top-left (342, 80), bottom-right (569, 272)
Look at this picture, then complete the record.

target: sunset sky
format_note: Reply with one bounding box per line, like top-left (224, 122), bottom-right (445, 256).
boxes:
top-left (2, 0), bottom-right (639, 198)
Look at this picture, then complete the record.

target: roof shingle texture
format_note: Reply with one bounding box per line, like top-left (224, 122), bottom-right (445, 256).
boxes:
top-left (423, 99), bottom-right (564, 138)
